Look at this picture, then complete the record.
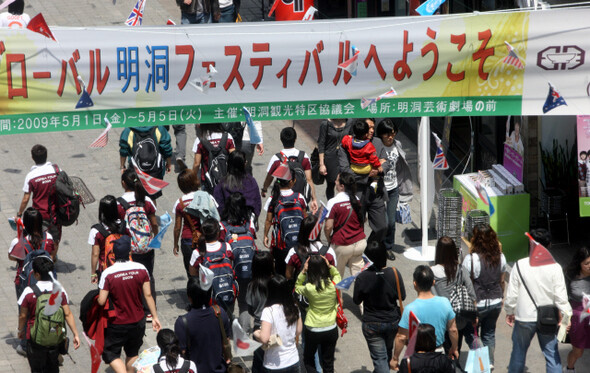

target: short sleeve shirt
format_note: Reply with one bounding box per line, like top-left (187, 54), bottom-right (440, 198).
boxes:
top-left (189, 241), bottom-right (234, 268)
top-left (192, 132), bottom-right (235, 181)
top-left (0, 12), bottom-right (30, 28)
top-left (398, 297), bottom-right (455, 347)
top-left (173, 192), bottom-right (202, 240)
top-left (18, 280), bottom-right (69, 339)
top-left (263, 190), bottom-right (307, 213)
top-left (22, 162), bottom-right (59, 221)
top-left (9, 234), bottom-right (55, 284)
top-left (266, 148), bottom-right (312, 174)
top-left (99, 261), bottom-right (150, 325)
top-left (325, 192), bottom-right (365, 246)
top-left (117, 191), bottom-right (157, 220)
top-left (285, 241), bottom-right (337, 271)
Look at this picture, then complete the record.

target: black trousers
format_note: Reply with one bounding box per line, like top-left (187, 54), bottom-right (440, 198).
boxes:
top-left (303, 326), bottom-right (338, 373)
top-left (132, 250), bottom-right (156, 313)
top-left (27, 341), bottom-right (60, 373)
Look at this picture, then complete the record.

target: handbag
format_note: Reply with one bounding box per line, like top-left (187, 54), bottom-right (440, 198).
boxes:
top-left (516, 262), bottom-right (560, 335)
top-left (261, 307), bottom-right (283, 351)
top-left (332, 281), bottom-right (348, 336)
top-left (395, 202), bottom-right (412, 224)
top-left (449, 269), bottom-right (478, 322)
top-left (212, 305), bottom-right (233, 362)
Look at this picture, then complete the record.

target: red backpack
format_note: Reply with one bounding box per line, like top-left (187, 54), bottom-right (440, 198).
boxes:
top-left (92, 224), bottom-right (129, 272)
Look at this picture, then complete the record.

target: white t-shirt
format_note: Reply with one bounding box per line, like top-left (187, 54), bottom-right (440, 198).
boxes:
top-left (462, 252), bottom-right (507, 307)
top-left (0, 12), bottom-right (30, 28)
top-left (149, 356), bottom-right (197, 373)
top-left (383, 146), bottom-right (399, 191)
top-left (284, 241), bottom-right (338, 266)
top-left (266, 148), bottom-right (310, 173)
top-left (192, 132), bottom-right (235, 153)
top-left (263, 189), bottom-right (306, 212)
top-left (18, 280), bottom-right (70, 306)
top-left (189, 241), bottom-right (232, 266)
top-left (260, 304), bottom-right (300, 369)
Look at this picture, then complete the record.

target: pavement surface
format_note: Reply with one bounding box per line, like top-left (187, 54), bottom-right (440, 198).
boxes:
top-left (1, 1), bottom-right (589, 372)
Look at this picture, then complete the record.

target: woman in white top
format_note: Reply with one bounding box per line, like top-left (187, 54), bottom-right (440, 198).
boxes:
top-left (0, 0), bottom-right (30, 28)
top-left (254, 275), bottom-right (302, 373)
top-left (151, 328), bottom-right (197, 373)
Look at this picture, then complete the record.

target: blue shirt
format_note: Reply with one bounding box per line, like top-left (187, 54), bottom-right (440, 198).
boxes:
top-left (398, 296), bottom-right (455, 347)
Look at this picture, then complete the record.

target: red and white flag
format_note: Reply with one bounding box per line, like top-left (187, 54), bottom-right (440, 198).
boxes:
top-left (338, 46), bottom-right (360, 76)
top-left (83, 333), bottom-right (102, 373)
top-left (503, 41), bottom-right (524, 69)
top-left (308, 205), bottom-right (325, 241)
top-left (404, 311), bottom-right (420, 357)
top-left (525, 232), bottom-right (556, 266)
top-left (27, 13), bottom-right (57, 41)
top-left (166, 19), bottom-right (176, 25)
top-left (302, 6), bottom-right (317, 21)
top-left (44, 273), bottom-right (64, 316)
top-left (232, 319), bottom-right (261, 356)
top-left (89, 118), bottom-right (112, 148)
top-left (130, 158), bottom-right (169, 195)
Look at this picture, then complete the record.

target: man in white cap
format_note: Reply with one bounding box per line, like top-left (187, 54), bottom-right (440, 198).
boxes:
top-left (98, 236), bottom-right (161, 373)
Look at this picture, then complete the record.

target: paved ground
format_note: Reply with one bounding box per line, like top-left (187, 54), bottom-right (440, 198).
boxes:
top-left (1, 1), bottom-right (590, 372)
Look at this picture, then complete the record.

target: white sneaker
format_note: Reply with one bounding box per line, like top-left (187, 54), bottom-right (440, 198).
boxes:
top-left (16, 344), bottom-right (27, 357)
top-left (565, 368), bottom-right (576, 373)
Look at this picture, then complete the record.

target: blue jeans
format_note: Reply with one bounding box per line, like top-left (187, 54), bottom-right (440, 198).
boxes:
top-left (464, 302), bottom-right (502, 365)
top-left (384, 187), bottom-right (399, 251)
top-left (181, 11), bottom-right (212, 24)
top-left (362, 322), bottom-right (398, 373)
top-left (508, 321), bottom-right (561, 373)
top-left (218, 4), bottom-right (235, 23)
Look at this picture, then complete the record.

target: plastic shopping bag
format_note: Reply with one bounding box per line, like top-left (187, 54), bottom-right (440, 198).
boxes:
top-left (465, 345), bottom-right (491, 373)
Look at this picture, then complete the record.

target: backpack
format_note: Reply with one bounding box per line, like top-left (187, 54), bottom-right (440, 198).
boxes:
top-left (221, 122), bottom-right (245, 150)
top-left (152, 359), bottom-right (191, 373)
top-left (52, 164), bottom-right (81, 226)
top-left (276, 151), bottom-right (311, 203)
top-left (184, 190), bottom-right (221, 224)
top-left (117, 198), bottom-right (152, 254)
top-left (30, 284), bottom-right (67, 347)
top-left (92, 223), bottom-right (128, 272)
top-left (129, 127), bottom-right (164, 178)
top-left (202, 248), bottom-right (238, 311)
top-left (202, 133), bottom-right (229, 193)
top-left (273, 193), bottom-right (305, 251)
top-left (16, 236), bottom-right (51, 296)
top-left (221, 221), bottom-right (257, 280)
top-left (295, 245), bottom-right (329, 275)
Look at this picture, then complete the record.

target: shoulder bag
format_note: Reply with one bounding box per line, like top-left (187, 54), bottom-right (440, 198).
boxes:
top-left (331, 281), bottom-right (348, 336)
top-left (449, 268), bottom-right (477, 322)
top-left (212, 305), bottom-right (233, 362)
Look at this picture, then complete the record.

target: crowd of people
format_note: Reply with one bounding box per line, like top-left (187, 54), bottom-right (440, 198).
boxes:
top-left (8, 117), bottom-right (590, 373)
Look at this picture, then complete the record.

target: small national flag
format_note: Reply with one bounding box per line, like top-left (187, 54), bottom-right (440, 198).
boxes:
top-left (130, 158), bottom-right (169, 195)
top-left (338, 45), bottom-right (360, 76)
top-left (543, 83), bottom-right (567, 113)
top-left (432, 132), bottom-right (449, 170)
top-left (318, 201), bottom-right (329, 223)
top-left (335, 255), bottom-right (373, 290)
top-left (126, 0), bottom-right (146, 26)
top-left (361, 87), bottom-right (397, 110)
top-left (166, 19), bottom-right (175, 25)
top-left (309, 206), bottom-right (324, 241)
top-left (404, 311), bottom-right (420, 357)
top-left (44, 273), bottom-right (64, 316)
top-left (474, 181), bottom-right (495, 216)
top-left (525, 232), bottom-right (556, 267)
top-left (378, 87), bottom-right (397, 99)
top-left (416, 0), bottom-right (446, 16)
top-left (76, 76), bottom-right (94, 109)
top-left (272, 161), bottom-right (292, 180)
top-left (232, 319), bottom-right (262, 356)
top-left (302, 6), bottom-right (317, 21)
top-left (89, 118), bottom-right (112, 148)
top-left (242, 107), bottom-right (262, 144)
top-left (580, 293), bottom-right (590, 322)
top-left (360, 97), bottom-right (377, 110)
top-left (199, 264), bottom-right (214, 291)
top-left (503, 41), bottom-right (524, 69)
top-left (83, 333), bottom-right (102, 373)
top-left (190, 64), bottom-right (217, 93)
top-left (26, 13), bottom-right (57, 41)
top-left (0, 0), bottom-right (16, 11)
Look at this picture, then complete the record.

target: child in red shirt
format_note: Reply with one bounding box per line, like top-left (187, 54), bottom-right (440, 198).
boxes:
top-left (341, 119), bottom-right (383, 176)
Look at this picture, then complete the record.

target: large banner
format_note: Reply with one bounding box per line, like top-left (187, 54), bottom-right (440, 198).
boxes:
top-left (0, 8), bottom-right (589, 135)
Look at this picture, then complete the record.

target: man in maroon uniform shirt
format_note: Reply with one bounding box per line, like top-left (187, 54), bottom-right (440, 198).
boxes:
top-left (98, 236), bottom-right (161, 373)
top-left (17, 145), bottom-right (62, 259)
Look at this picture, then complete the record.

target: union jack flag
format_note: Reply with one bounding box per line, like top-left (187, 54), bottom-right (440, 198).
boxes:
top-left (338, 45), bottom-right (360, 76)
top-left (360, 97), bottom-right (377, 110)
top-left (89, 119), bottom-right (112, 148)
top-left (131, 158), bottom-right (169, 195)
top-left (502, 41), bottom-right (524, 69)
top-left (432, 132), bottom-right (448, 170)
top-left (126, 0), bottom-right (146, 27)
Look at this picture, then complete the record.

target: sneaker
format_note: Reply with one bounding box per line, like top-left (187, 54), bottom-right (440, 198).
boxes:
top-left (490, 364), bottom-right (494, 371)
top-left (565, 368), bottom-right (576, 373)
top-left (146, 314), bottom-right (153, 323)
top-left (16, 344), bottom-right (27, 357)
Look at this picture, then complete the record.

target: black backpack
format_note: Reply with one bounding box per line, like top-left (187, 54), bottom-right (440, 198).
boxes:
top-left (221, 122), bottom-right (245, 150)
top-left (17, 246), bottom-right (53, 297)
top-left (276, 151), bottom-right (311, 203)
top-left (202, 133), bottom-right (229, 193)
top-left (52, 164), bottom-right (81, 226)
top-left (131, 127), bottom-right (164, 178)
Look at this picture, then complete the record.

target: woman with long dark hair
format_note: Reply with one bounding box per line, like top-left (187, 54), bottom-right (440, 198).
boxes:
top-left (151, 328), bottom-right (197, 373)
top-left (324, 172), bottom-right (367, 278)
top-left (88, 195), bottom-right (126, 284)
top-left (247, 251), bottom-right (276, 373)
top-left (431, 236), bottom-right (475, 354)
top-left (398, 324), bottom-right (454, 373)
top-left (172, 165), bottom-right (202, 275)
top-left (254, 275), bottom-right (302, 373)
top-left (462, 224), bottom-right (506, 367)
top-left (295, 255), bottom-right (341, 373)
top-left (564, 246), bottom-right (590, 372)
top-left (317, 118), bottom-right (351, 200)
top-left (214, 150), bottom-right (261, 225)
top-left (192, 122), bottom-right (236, 192)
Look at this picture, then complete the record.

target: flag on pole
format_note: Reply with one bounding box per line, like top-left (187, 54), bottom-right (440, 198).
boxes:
top-left (190, 65), bottom-right (217, 93)
top-left (126, 0), bottom-right (146, 26)
top-left (525, 232), bottom-right (556, 267)
top-left (75, 76), bottom-right (94, 109)
top-left (27, 13), bottom-right (57, 41)
top-left (242, 107), bottom-right (262, 144)
top-left (404, 312), bottom-right (420, 357)
top-left (360, 97), bottom-right (377, 110)
top-left (232, 319), bottom-right (262, 356)
top-left (302, 6), bottom-right (317, 20)
top-left (318, 201), bottom-right (328, 223)
top-left (83, 333), bottom-right (103, 373)
top-left (416, 0), bottom-right (447, 16)
top-left (580, 293), bottom-right (590, 322)
top-left (361, 87), bottom-right (397, 110)
top-left (148, 212), bottom-right (172, 249)
top-left (335, 255), bottom-right (373, 290)
top-left (44, 273), bottom-right (64, 316)
top-left (166, 19), bottom-right (175, 25)
top-left (89, 118), bottom-right (112, 148)
top-left (474, 181), bottom-right (495, 216)
top-left (543, 83), bottom-right (567, 113)
top-left (308, 205), bottom-right (324, 241)
top-left (199, 264), bottom-right (214, 291)
top-left (502, 41), bottom-right (524, 69)
top-left (432, 132), bottom-right (449, 170)
top-left (130, 158), bottom-right (169, 195)
top-left (338, 45), bottom-right (360, 76)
